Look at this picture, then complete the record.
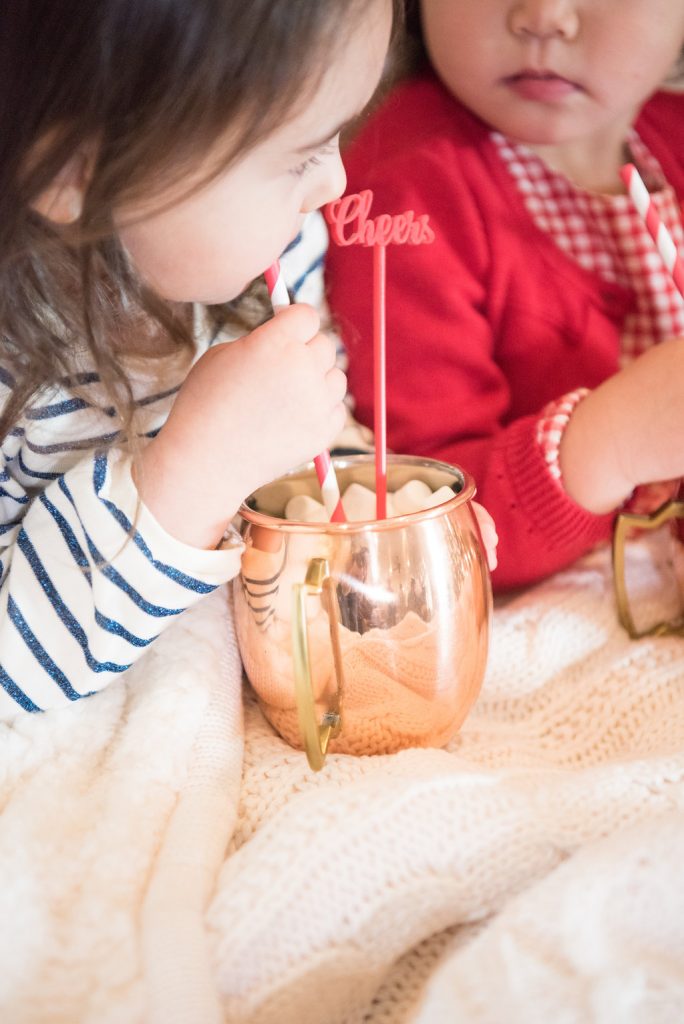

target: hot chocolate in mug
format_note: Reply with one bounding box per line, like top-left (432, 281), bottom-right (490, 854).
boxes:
top-left (234, 454), bottom-right (492, 770)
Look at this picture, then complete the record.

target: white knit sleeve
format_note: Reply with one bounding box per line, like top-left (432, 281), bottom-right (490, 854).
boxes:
top-left (0, 440), bottom-right (242, 717)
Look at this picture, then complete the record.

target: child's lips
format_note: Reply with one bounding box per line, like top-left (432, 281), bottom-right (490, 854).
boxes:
top-left (503, 69), bottom-right (581, 102)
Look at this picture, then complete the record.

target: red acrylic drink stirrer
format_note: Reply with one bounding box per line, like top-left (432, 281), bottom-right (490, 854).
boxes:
top-left (326, 190), bottom-right (434, 518)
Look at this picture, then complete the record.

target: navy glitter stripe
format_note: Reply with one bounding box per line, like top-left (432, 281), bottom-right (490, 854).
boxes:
top-left (61, 371), bottom-right (100, 388)
top-left (0, 663), bottom-right (40, 712)
top-left (291, 254), bottom-right (324, 299)
top-left (17, 530), bottom-right (133, 673)
top-left (7, 595), bottom-right (88, 701)
top-left (24, 382), bottom-right (180, 423)
top-left (58, 477), bottom-right (188, 618)
top-left (283, 230), bottom-right (303, 255)
top-left (25, 431), bottom-right (120, 456)
top-left (137, 384), bottom-right (182, 407)
top-left (17, 451), bottom-right (61, 481)
top-left (24, 397), bottom-right (90, 421)
top-left (40, 492), bottom-right (156, 648)
top-left (92, 454), bottom-right (215, 595)
top-left (40, 491), bottom-right (92, 578)
top-left (0, 486), bottom-right (28, 504)
top-left (94, 610), bottom-right (157, 648)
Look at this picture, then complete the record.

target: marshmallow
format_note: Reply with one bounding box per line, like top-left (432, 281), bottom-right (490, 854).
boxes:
top-left (284, 494), bottom-right (328, 523)
top-left (284, 480), bottom-right (458, 524)
top-left (390, 479), bottom-right (433, 516)
top-left (341, 482), bottom-right (379, 522)
top-left (420, 485), bottom-right (457, 510)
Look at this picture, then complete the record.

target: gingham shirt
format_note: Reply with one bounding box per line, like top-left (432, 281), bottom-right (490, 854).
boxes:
top-left (492, 130), bottom-right (684, 482)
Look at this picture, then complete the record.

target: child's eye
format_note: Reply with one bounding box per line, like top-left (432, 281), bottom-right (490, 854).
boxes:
top-left (289, 140), bottom-right (339, 178)
top-left (290, 154), bottom-right (324, 178)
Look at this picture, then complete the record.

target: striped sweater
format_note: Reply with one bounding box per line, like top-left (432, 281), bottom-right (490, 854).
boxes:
top-left (0, 212), bottom-right (328, 717)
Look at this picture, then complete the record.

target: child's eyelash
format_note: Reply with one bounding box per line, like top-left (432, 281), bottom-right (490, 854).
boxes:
top-left (290, 141), bottom-right (338, 178)
top-left (290, 154), bottom-right (323, 178)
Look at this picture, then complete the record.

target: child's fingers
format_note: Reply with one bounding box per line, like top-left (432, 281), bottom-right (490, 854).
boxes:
top-left (325, 366), bottom-right (348, 405)
top-left (253, 302), bottom-right (320, 347)
top-left (331, 401), bottom-right (348, 439)
top-left (472, 501), bottom-right (498, 572)
top-left (306, 331), bottom-right (338, 373)
top-left (626, 480), bottom-right (680, 515)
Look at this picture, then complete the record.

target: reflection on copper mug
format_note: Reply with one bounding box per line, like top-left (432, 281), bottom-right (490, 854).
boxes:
top-left (234, 455), bottom-right (492, 770)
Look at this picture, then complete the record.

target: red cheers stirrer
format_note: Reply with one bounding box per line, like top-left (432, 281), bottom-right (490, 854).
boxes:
top-left (264, 260), bottom-right (346, 523)
top-left (326, 189), bottom-right (434, 518)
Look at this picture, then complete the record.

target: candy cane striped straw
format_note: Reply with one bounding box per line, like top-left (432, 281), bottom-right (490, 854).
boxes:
top-left (620, 163), bottom-right (684, 299)
top-left (264, 260), bottom-right (346, 523)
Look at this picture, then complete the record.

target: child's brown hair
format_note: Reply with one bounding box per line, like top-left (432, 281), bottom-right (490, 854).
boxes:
top-left (0, 0), bottom-right (401, 440)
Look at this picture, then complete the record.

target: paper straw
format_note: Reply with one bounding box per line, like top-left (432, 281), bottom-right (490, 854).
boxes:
top-left (264, 262), bottom-right (290, 309)
top-left (620, 163), bottom-right (684, 299)
top-left (264, 260), bottom-right (346, 523)
top-left (373, 244), bottom-right (387, 519)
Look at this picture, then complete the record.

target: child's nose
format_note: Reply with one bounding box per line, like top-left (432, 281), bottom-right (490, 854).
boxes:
top-left (301, 153), bottom-right (347, 214)
top-left (509, 0), bottom-right (579, 42)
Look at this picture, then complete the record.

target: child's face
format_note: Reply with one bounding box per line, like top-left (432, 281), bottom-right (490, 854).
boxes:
top-left (117, 1), bottom-right (392, 305)
top-left (421, 0), bottom-right (684, 149)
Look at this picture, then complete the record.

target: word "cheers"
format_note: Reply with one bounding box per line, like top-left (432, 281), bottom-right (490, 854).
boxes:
top-left (325, 189), bottom-right (434, 247)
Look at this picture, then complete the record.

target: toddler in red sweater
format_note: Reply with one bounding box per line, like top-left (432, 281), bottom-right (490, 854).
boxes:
top-left (326, 0), bottom-right (684, 589)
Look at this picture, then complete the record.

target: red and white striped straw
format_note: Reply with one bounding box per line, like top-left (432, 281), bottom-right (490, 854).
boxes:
top-left (264, 260), bottom-right (346, 523)
top-left (620, 163), bottom-right (684, 299)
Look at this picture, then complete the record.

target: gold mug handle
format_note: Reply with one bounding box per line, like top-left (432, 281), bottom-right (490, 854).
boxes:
top-left (612, 498), bottom-right (684, 639)
top-left (292, 557), bottom-right (345, 771)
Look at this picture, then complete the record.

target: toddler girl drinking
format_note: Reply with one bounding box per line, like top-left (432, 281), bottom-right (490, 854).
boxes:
top-left (0, 0), bottom-right (394, 715)
top-left (325, 0), bottom-right (684, 588)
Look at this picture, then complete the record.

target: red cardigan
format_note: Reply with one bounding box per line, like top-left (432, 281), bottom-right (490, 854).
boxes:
top-left (326, 74), bottom-right (684, 590)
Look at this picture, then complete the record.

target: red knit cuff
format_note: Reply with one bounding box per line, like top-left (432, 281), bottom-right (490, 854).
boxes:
top-left (505, 414), bottom-right (614, 552)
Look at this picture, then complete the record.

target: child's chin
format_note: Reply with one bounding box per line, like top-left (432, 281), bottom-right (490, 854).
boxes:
top-left (192, 282), bottom-right (250, 306)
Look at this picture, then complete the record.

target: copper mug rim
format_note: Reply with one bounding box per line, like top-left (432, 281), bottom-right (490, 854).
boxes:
top-left (238, 453), bottom-right (477, 533)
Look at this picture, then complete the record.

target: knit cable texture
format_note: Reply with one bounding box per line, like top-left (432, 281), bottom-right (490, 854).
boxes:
top-left (210, 537), bottom-right (684, 1024)
top-left (0, 540), bottom-right (683, 1023)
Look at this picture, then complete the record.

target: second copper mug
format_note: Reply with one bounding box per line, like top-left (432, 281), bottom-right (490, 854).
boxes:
top-left (234, 454), bottom-right (492, 770)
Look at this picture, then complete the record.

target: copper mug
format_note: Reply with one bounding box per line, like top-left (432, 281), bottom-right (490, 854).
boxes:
top-left (234, 454), bottom-right (492, 770)
top-left (613, 498), bottom-right (684, 638)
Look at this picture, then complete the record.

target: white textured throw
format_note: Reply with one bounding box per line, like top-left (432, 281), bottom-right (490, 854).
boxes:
top-left (2, 542), bottom-right (684, 1023)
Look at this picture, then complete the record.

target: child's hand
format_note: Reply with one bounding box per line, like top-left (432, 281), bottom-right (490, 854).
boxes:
top-left (625, 480), bottom-right (680, 516)
top-left (472, 501), bottom-right (498, 572)
top-left (135, 304), bottom-right (347, 548)
top-left (559, 338), bottom-right (684, 515)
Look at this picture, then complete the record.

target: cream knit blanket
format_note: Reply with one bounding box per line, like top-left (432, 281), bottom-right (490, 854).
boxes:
top-left (1, 540), bottom-right (684, 1023)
